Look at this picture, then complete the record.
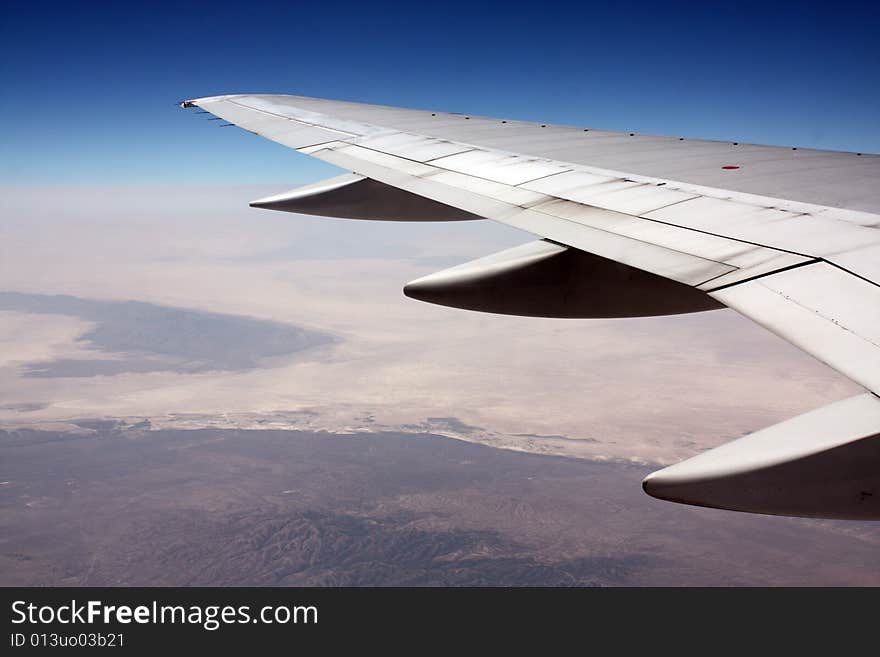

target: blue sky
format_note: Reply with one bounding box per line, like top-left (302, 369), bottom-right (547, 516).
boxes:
top-left (2, 1), bottom-right (879, 185)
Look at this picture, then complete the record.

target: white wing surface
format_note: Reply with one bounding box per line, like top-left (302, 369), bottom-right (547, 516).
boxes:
top-left (181, 94), bottom-right (880, 519)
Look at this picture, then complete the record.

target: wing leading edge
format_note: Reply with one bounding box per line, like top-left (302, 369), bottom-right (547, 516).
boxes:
top-left (181, 94), bottom-right (880, 519)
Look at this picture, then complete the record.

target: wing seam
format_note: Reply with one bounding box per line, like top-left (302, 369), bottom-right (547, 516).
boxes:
top-left (704, 258), bottom-right (822, 292)
top-left (227, 99), bottom-right (359, 137)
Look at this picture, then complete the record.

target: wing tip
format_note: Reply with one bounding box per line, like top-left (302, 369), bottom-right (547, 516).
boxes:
top-left (178, 94), bottom-right (245, 110)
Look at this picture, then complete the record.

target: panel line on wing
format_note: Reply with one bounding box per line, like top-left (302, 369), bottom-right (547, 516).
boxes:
top-left (226, 99), bottom-right (362, 137)
top-left (703, 258), bottom-right (822, 293)
top-left (825, 259), bottom-right (880, 291)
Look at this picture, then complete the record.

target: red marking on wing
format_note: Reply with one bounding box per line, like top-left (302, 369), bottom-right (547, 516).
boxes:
top-left (722, 165), bottom-right (741, 170)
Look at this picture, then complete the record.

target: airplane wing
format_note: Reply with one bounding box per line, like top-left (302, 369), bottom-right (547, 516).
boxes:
top-left (181, 94), bottom-right (880, 519)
